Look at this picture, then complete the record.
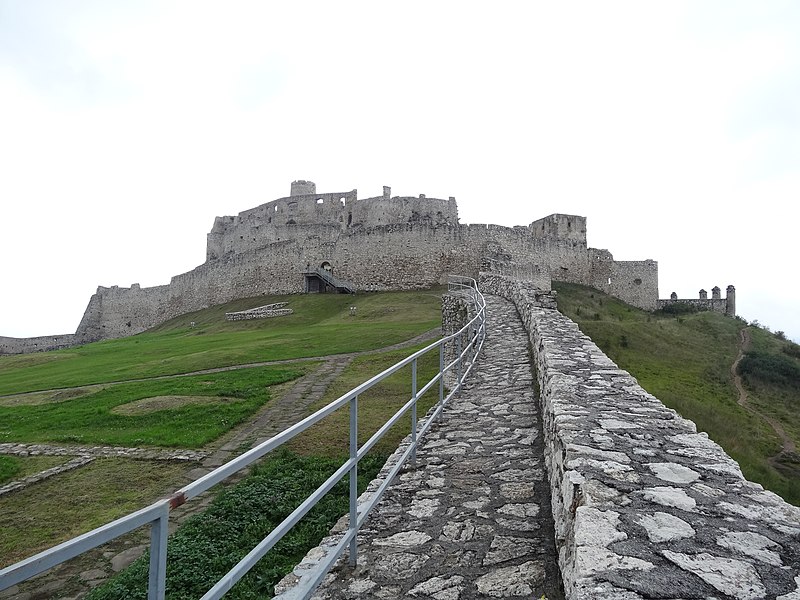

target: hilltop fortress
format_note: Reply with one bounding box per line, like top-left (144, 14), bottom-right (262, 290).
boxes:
top-left (3, 181), bottom-right (666, 354)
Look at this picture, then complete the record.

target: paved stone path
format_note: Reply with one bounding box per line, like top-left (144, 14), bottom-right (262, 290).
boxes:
top-left (310, 296), bottom-right (563, 599)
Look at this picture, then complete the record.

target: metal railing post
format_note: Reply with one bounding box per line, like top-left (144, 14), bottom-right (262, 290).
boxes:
top-left (348, 394), bottom-right (358, 566)
top-left (148, 506), bottom-right (169, 600)
top-left (439, 344), bottom-right (444, 406)
top-left (456, 335), bottom-right (462, 394)
top-left (411, 359), bottom-right (418, 467)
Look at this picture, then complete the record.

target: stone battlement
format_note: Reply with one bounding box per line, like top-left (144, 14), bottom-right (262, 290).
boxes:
top-left (659, 285), bottom-right (736, 317)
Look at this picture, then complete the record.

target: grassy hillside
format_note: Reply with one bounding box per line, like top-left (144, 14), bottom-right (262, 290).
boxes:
top-left (553, 281), bottom-right (800, 505)
top-left (0, 289), bottom-right (443, 395)
top-left (0, 288), bottom-right (445, 586)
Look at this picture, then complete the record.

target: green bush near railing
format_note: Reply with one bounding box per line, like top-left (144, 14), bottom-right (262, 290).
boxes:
top-left (87, 450), bottom-right (386, 600)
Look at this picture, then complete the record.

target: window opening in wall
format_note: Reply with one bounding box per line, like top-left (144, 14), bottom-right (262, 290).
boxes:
top-left (317, 198), bottom-right (324, 204)
top-left (347, 213), bottom-right (352, 226)
top-left (340, 197), bottom-right (346, 206)
top-left (274, 206), bottom-right (278, 212)
top-left (608, 277), bottom-right (612, 285)
top-left (634, 278), bottom-right (642, 285)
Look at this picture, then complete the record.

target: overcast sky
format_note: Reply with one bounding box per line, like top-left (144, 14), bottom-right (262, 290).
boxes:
top-left (1, 1), bottom-right (798, 342)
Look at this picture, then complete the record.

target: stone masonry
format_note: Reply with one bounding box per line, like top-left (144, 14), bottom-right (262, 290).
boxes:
top-left (483, 274), bottom-right (800, 599)
top-left (224, 302), bottom-right (293, 321)
top-left (276, 295), bottom-right (563, 599)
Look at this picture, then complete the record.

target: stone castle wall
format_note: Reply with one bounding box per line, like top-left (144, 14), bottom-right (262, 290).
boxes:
top-left (1, 182), bottom-right (661, 354)
top-left (68, 220), bottom-right (658, 346)
top-left (658, 298), bottom-right (730, 314)
top-left (0, 334), bottom-right (76, 355)
top-left (206, 188), bottom-right (458, 261)
top-left (483, 274), bottom-right (800, 599)
top-left (659, 286), bottom-right (736, 317)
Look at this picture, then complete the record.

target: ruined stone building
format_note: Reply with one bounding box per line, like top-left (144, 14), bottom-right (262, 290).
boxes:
top-left (2, 180), bottom-right (664, 354)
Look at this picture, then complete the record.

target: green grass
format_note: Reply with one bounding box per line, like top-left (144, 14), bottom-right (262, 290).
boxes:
top-left (553, 281), bottom-right (800, 504)
top-left (288, 342), bottom-right (443, 457)
top-left (0, 455), bottom-right (20, 484)
top-left (0, 288), bottom-right (445, 593)
top-left (0, 366), bottom-right (308, 447)
top-left (0, 455), bottom-right (68, 485)
top-left (0, 290), bottom-right (443, 395)
top-left (86, 451), bottom-right (386, 600)
top-left (0, 458), bottom-right (188, 567)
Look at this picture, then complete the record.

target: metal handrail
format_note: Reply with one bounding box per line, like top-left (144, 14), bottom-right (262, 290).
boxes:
top-left (0, 275), bottom-right (486, 600)
top-left (302, 267), bottom-right (355, 293)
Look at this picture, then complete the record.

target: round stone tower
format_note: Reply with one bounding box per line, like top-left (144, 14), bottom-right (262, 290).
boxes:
top-left (290, 180), bottom-right (316, 196)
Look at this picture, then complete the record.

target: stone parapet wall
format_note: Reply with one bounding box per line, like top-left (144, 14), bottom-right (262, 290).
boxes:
top-left (441, 290), bottom-right (476, 389)
top-left (0, 333), bottom-right (76, 356)
top-left (478, 272), bottom-right (557, 310)
top-left (658, 298), bottom-right (730, 314)
top-left (483, 277), bottom-right (800, 600)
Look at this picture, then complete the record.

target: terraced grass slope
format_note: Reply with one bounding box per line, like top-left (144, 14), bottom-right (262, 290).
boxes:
top-left (0, 289), bottom-right (443, 396)
top-left (1, 288), bottom-right (445, 588)
top-left (553, 281), bottom-right (800, 505)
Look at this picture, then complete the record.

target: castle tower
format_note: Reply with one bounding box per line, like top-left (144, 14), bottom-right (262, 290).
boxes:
top-left (290, 180), bottom-right (316, 196)
top-left (699, 289), bottom-right (707, 300)
top-left (726, 285), bottom-right (736, 317)
top-left (712, 286), bottom-right (721, 300)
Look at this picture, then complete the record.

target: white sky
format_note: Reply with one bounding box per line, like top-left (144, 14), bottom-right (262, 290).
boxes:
top-left (1, 1), bottom-right (798, 342)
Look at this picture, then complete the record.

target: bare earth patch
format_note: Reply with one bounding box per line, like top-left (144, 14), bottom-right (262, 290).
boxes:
top-left (111, 395), bottom-right (242, 415)
top-left (0, 386), bottom-right (104, 407)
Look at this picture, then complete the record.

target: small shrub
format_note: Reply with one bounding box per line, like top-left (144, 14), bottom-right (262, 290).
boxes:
top-left (87, 450), bottom-right (387, 600)
top-left (783, 343), bottom-right (800, 359)
top-left (657, 303), bottom-right (699, 316)
top-left (619, 335), bottom-right (629, 348)
top-left (738, 351), bottom-right (800, 389)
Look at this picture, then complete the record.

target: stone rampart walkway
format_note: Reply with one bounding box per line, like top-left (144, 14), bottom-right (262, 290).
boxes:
top-left (308, 295), bottom-right (563, 599)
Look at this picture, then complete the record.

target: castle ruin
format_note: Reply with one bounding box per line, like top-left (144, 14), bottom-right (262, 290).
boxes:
top-left (659, 285), bottom-right (736, 316)
top-left (3, 180), bottom-right (677, 354)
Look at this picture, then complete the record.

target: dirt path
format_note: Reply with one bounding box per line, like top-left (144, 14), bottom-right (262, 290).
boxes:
top-left (731, 326), bottom-right (796, 461)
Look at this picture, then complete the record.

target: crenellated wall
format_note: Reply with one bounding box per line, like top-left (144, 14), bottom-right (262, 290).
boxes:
top-left (481, 274), bottom-right (800, 599)
top-left (659, 285), bottom-right (736, 317)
